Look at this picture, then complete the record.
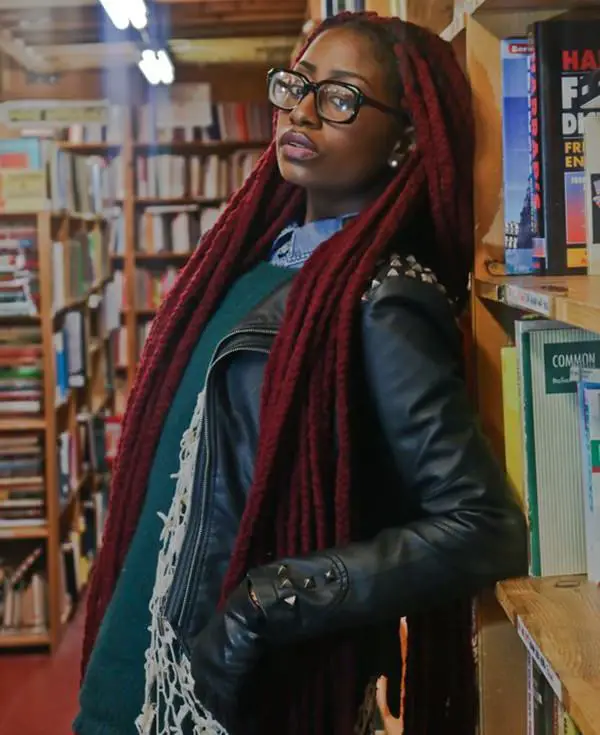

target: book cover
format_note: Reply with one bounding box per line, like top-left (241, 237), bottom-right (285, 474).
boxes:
top-left (501, 37), bottom-right (536, 274)
top-left (583, 113), bottom-right (600, 274)
top-left (573, 367), bottom-right (600, 583)
top-left (516, 320), bottom-right (600, 576)
top-left (501, 346), bottom-right (526, 505)
top-left (529, 18), bottom-right (600, 274)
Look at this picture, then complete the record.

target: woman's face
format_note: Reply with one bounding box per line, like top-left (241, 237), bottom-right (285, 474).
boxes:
top-left (275, 26), bottom-right (403, 203)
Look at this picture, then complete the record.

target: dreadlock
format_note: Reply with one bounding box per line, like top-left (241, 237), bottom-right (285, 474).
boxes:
top-left (83, 11), bottom-right (476, 734)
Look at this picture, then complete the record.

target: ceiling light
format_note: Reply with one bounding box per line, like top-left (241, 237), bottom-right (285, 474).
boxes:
top-left (138, 48), bottom-right (175, 86)
top-left (128, 0), bottom-right (148, 30)
top-left (98, 0), bottom-right (148, 31)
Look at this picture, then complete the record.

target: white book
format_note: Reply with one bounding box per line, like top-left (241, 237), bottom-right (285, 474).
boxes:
top-left (516, 319), bottom-right (600, 576)
top-left (584, 113), bottom-right (600, 274)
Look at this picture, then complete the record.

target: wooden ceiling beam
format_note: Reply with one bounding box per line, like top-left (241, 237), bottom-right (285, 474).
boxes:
top-left (0, 28), bottom-right (51, 73)
top-left (0, 11), bottom-right (305, 31)
top-left (17, 20), bottom-right (304, 47)
top-left (31, 34), bottom-right (297, 71)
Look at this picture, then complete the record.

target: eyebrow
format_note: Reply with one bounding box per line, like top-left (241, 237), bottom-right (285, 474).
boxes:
top-left (296, 60), bottom-right (373, 90)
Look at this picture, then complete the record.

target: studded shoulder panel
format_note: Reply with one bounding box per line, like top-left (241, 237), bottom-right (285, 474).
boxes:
top-left (362, 253), bottom-right (451, 306)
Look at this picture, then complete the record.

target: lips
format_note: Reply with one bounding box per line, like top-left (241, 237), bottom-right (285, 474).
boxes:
top-left (278, 130), bottom-right (319, 162)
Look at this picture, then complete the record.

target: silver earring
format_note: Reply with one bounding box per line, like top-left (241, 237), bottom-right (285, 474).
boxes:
top-left (389, 158), bottom-right (399, 169)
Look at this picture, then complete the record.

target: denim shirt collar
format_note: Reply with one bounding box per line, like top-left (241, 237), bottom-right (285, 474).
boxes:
top-left (269, 213), bottom-right (357, 269)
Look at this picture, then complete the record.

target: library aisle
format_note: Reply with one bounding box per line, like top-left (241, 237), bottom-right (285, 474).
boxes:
top-left (2, 1), bottom-right (600, 735)
top-left (0, 597), bottom-right (84, 735)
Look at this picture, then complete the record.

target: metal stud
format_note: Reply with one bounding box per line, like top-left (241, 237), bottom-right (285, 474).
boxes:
top-left (277, 564), bottom-right (287, 577)
top-left (324, 568), bottom-right (337, 584)
top-left (279, 576), bottom-right (293, 589)
top-left (284, 595), bottom-right (297, 607)
top-left (303, 577), bottom-right (316, 590)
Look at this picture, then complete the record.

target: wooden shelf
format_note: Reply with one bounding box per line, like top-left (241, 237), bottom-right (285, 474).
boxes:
top-left (0, 209), bottom-right (105, 222)
top-left (0, 525), bottom-right (48, 540)
top-left (440, 0), bottom-right (599, 41)
top-left (112, 252), bottom-right (193, 262)
top-left (134, 139), bottom-right (270, 155)
top-left (133, 196), bottom-right (226, 207)
top-left (467, 0), bottom-right (600, 13)
top-left (475, 274), bottom-right (600, 332)
top-left (0, 630), bottom-right (50, 649)
top-left (60, 140), bottom-right (269, 156)
top-left (59, 472), bottom-right (91, 518)
top-left (52, 276), bottom-right (111, 320)
top-left (497, 576), bottom-right (600, 735)
top-left (0, 418), bottom-right (45, 433)
top-left (59, 142), bottom-right (120, 156)
top-left (135, 252), bottom-right (193, 262)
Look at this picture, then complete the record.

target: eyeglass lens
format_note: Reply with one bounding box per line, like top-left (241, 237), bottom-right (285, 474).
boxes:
top-left (269, 70), bottom-right (359, 123)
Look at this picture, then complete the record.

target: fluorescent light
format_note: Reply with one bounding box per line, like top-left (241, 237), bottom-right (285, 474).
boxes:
top-left (138, 48), bottom-right (175, 86)
top-left (128, 0), bottom-right (148, 30)
top-left (156, 49), bottom-right (174, 84)
top-left (99, 0), bottom-right (130, 30)
top-left (98, 0), bottom-right (147, 31)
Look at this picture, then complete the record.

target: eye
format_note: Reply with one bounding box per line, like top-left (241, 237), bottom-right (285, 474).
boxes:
top-left (276, 80), bottom-right (303, 97)
top-left (321, 85), bottom-right (357, 113)
top-left (329, 95), bottom-right (353, 111)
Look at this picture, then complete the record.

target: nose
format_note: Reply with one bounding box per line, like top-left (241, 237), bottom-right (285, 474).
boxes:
top-left (289, 89), bottom-right (321, 129)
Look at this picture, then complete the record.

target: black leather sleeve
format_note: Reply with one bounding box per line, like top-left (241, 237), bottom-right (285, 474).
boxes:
top-left (247, 276), bottom-right (528, 643)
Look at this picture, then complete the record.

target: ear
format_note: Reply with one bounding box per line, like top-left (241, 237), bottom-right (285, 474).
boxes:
top-left (387, 126), bottom-right (416, 169)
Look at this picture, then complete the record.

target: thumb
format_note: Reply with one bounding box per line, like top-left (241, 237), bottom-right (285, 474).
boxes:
top-left (376, 675), bottom-right (404, 734)
top-left (376, 676), bottom-right (390, 718)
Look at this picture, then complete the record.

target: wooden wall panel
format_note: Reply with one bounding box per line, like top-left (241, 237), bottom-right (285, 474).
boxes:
top-left (367, 0), bottom-right (393, 15)
top-left (406, 0), bottom-right (453, 33)
top-left (0, 60), bottom-right (271, 104)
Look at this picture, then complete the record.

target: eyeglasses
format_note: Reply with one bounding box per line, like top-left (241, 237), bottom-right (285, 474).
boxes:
top-left (267, 68), bottom-right (400, 125)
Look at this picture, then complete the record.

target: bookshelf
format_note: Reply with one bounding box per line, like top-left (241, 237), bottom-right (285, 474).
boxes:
top-left (0, 207), bottom-right (116, 651)
top-left (497, 575), bottom-right (600, 735)
top-left (395, 0), bottom-right (600, 733)
top-left (359, 0), bottom-right (600, 733)
top-left (0, 81), bottom-right (271, 649)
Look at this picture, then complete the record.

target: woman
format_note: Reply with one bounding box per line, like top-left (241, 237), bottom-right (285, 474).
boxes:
top-left (76, 11), bottom-right (527, 735)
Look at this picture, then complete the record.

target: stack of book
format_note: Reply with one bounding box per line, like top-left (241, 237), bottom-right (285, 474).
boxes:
top-left (0, 435), bottom-right (45, 532)
top-left (500, 17), bottom-right (600, 275)
top-left (0, 327), bottom-right (43, 416)
top-left (0, 220), bottom-right (39, 317)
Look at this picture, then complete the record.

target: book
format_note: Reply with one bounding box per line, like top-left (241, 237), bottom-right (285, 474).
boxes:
top-left (573, 366), bottom-right (600, 583)
top-left (515, 319), bottom-right (600, 576)
top-left (501, 37), bottom-right (536, 274)
top-left (529, 18), bottom-right (600, 274)
top-left (501, 345), bottom-right (526, 505)
top-left (583, 111), bottom-right (600, 274)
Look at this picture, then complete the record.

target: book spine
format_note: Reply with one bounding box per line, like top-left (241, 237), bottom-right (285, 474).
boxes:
top-left (535, 21), bottom-right (596, 275)
top-left (528, 25), bottom-right (546, 271)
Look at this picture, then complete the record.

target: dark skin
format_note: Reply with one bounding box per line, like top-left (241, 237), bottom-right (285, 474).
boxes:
top-left (276, 26), bottom-right (409, 222)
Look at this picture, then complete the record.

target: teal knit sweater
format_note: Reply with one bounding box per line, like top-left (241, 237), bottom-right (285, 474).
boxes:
top-left (74, 263), bottom-right (295, 735)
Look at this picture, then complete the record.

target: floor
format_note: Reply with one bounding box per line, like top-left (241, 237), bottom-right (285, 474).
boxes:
top-left (0, 604), bottom-right (84, 735)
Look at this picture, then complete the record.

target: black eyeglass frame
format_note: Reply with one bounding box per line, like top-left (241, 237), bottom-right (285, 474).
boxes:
top-left (267, 67), bottom-right (401, 125)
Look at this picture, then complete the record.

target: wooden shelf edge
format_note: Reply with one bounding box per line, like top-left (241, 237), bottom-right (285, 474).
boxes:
top-left (0, 418), bottom-right (46, 432)
top-left (475, 274), bottom-right (600, 332)
top-left (0, 525), bottom-right (48, 540)
top-left (466, 0), bottom-right (600, 16)
top-left (0, 630), bottom-right (50, 648)
top-left (133, 139), bottom-right (270, 153)
top-left (440, 7), bottom-right (466, 40)
top-left (496, 576), bottom-right (600, 735)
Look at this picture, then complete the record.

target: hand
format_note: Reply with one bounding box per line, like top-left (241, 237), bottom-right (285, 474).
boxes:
top-left (189, 582), bottom-right (266, 733)
top-left (376, 676), bottom-right (405, 734)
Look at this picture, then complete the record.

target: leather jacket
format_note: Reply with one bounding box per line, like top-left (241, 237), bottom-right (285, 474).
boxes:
top-left (163, 256), bottom-right (528, 686)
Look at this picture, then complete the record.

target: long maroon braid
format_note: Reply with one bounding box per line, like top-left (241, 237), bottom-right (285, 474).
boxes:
top-left (83, 12), bottom-right (476, 733)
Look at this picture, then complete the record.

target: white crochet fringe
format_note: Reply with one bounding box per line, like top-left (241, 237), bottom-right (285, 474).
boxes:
top-left (136, 389), bottom-right (228, 735)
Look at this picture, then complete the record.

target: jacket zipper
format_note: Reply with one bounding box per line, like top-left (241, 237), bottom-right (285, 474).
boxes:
top-left (164, 326), bottom-right (276, 639)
